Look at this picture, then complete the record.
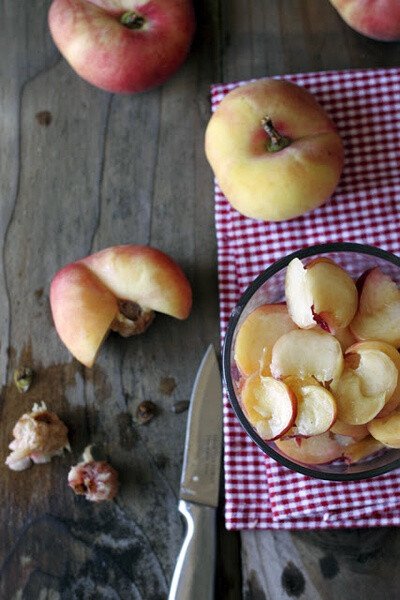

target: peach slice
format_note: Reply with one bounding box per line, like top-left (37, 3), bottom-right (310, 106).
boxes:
top-left (342, 436), bottom-right (386, 464)
top-left (330, 419), bottom-right (369, 442)
top-left (275, 432), bottom-right (343, 465)
top-left (50, 245), bottom-right (192, 367)
top-left (234, 304), bottom-right (298, 377)
top-left (285, 257), bottom-right (357, 333)
top-left (346, 340), bottom-right (400, 418)
top-left (270, 329), bottom-right (344, 384)
top-left (334, 326), bottom-right (357, 352)
top-left (240, 373), bottom-right (297, 441)
top-left (367, 413), bottom-right (400, 449)
top-left (330, 349), bottom-right (398, 425)
top-left (284, 376), bottom-right (337, 437)
top-left (350, 267), bottom-right (400, 347)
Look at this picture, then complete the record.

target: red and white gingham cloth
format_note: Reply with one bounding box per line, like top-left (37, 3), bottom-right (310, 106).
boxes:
top-left (213, 67), bottom-right (400, 530)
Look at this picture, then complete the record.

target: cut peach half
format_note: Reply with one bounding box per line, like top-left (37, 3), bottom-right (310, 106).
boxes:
top-left (275, 432), bottom-right (343, 465)
top-left (240, 374), bottom-right (297, 441)
top-left (50, 245), bottom-right (192, 367)
top-left (285, 257), bottom-right (357, 333)
top-left (350, 267), bottom-right (400, 347)
top-left (367, 413), bottom-right (400, 448)
top-left (346, 340), bottom-right (400, 418)
top-left (330, 349), bottom-right (398, 425)
top-left (284, 375), bottom-right (337, 437)
top-left (234, 304), bottom-right (297, 377)
top-left (270, 329), bottom-right (343, 384)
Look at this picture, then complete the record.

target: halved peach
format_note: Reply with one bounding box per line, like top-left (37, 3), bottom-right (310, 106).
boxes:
top-left (346, 340), bottom-right (400, 418)
top-left (350, 267), bottom-right (400, 347)
top-left (285, 257), bottom-right (357, 333)
top-left (234, 304), bottom-right (297, 377)
top-left (275, 432), bottom-right (343, 465)
top-left (367, 413), bottom-right (400, 448)
top-left (270, 329), bottom-right (344, 384)
top-left (50, 245), bottom-right (192, 367)
top-left (284, 375), bottom-right (337, 437)
top-left (330, 349), bottom-right (398, 424)
top-left (240, 373), bottom-right (297, 441)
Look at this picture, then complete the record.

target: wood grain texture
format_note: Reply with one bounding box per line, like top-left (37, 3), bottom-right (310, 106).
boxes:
top-left (1, 1), bottom-right (400, 599)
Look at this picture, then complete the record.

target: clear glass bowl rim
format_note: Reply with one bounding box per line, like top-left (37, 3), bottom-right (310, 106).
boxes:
top-left (222, 241), bottom-right (400, 481)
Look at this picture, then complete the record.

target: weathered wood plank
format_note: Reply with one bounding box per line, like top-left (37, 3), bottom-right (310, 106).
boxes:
top-left (0, 0), bottom-right (240, 598)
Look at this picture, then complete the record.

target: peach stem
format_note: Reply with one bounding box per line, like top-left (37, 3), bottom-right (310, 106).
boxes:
top-left (261, 116), bottom-right (292, 153)
top-left (120, 11), bottom-right (145, 29)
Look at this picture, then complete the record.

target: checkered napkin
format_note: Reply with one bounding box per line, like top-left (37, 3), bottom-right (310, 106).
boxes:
top-left (213, 67), bottom-right (400, 530)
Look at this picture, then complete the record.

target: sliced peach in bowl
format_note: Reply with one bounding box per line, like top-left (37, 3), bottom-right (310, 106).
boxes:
top-left (241, 373), bottom-right (297, 441)
top-left (350, 267), bottom-right (400, 347)
top-left (284, 375), bottom-right (337, 437)
top-left (275, 432), bottom-right (344, 465)
top-left (234, 304), bottom-right (297, 377)
top-left (270, 328), bottom-right (344, 384)
top-left (285, 257), bottom-right (357, 333)
top-left (368, 413), bottom-right (400, 449)
top-left (330, 348), bottom-right (398, 424)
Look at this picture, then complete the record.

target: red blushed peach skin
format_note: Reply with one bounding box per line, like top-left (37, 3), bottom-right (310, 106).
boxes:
top-left (275, 432), bottom-right (344, 465)
top-left (48, 0), bottom-right (196, 94)
top-left (50, 245), bottom-right (192, 367)
top-left (285, 257), bottom-right (357, 333)
top-left (205, 78), bottom-right (344, 222)
top-left (329, 0), bottom-right (400, 41)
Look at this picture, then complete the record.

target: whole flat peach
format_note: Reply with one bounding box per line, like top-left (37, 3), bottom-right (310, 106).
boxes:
top-left (205, 78), bottom-right (344, 222)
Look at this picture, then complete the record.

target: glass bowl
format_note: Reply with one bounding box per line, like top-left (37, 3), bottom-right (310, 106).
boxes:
top-left (222, 242), bottom-right (400, 481)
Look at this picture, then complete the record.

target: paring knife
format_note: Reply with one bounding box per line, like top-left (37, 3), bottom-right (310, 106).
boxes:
top-left (168, 344), bottom-right (223, 600)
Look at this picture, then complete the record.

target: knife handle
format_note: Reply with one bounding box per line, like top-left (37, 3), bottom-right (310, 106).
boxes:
top-left (168, 499), bottom-right (216, 600)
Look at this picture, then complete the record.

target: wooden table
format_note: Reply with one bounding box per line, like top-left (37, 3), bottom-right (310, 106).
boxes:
top-left (1, 1), bottom-right (400, 598)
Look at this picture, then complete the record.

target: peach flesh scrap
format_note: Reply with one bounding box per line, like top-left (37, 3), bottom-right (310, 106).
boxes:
top-left (241, 374), bottom-right (296, 441)
top-left (234, 304), bottom-right (298, 377)
top-left (270, 329), bottom-right (343, 384)
top-left (204, 78), bottom-right (344, 222)
top-left (275, 432), bottom-right (343, 465)
top-left (350, 267), bottom-right (400, 347)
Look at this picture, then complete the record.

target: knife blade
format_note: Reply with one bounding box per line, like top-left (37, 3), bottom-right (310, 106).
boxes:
top-left (168, 344), bottom-right (223, 600)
